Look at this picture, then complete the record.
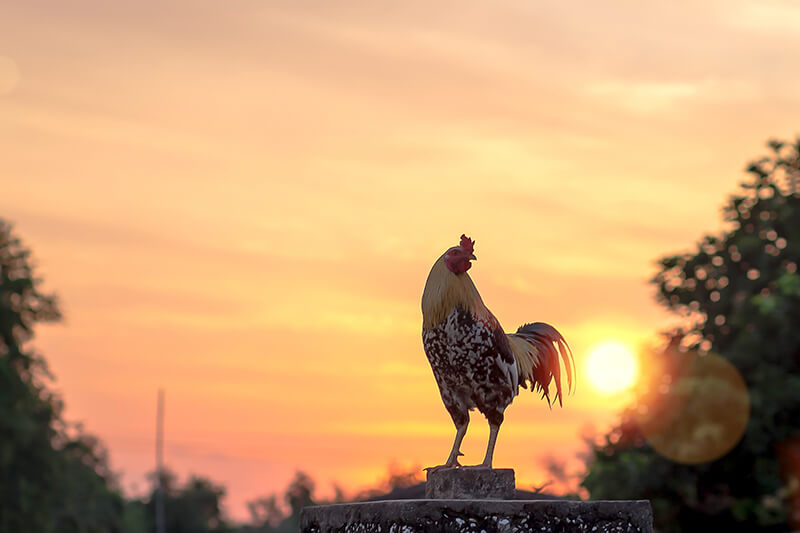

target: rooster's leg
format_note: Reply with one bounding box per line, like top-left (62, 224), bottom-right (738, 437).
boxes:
top-left (447, 422), bottom-right (469, 464)
top-left (425, 421), bottom-right (468, 472)
top-left (483, 423), bottom-right (500, 468)
top-left (467, 423), bottom-right (500, 469)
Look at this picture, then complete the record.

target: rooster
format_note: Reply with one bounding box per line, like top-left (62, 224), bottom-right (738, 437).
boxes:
top-left (422, 234), bottom-right (574, 471)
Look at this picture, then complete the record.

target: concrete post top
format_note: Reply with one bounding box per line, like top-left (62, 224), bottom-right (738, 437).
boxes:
top-left (426, 468), bottom-right (515, 500)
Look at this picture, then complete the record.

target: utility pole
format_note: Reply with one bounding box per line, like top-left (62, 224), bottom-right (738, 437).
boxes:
top-left (156, 388), bottom-right (166, 533)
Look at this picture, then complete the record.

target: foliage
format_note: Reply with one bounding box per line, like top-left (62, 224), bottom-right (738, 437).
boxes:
top-left (124, 469), bottom-right (234, 533)
top-left (241, 471), bottom-right (317, 533)
top-left (582, 139), bottom-right (800, 532)
top-left (0, 219), bottom-right (125, 532)
top-left (241, 466), bottom-right (421, 533)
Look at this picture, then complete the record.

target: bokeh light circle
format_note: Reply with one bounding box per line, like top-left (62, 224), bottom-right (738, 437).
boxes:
top-left (636, 351), bottom-right (750, 464)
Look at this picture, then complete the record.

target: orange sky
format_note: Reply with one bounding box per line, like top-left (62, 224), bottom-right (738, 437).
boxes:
top-left (2, 0), bottom-right (800, 522)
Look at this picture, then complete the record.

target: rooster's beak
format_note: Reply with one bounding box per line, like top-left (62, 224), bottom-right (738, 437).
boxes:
top-left (469, 254), bottom-right (477, 261)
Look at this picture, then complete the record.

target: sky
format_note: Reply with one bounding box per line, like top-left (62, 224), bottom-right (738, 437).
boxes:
top-left (2, 0), bottom-right (800, 522)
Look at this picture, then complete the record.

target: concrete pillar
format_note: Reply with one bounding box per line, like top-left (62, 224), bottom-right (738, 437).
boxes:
top-left (300, 468), bottom-right (652, 532)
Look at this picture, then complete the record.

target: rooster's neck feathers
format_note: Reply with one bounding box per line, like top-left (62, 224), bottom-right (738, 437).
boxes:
top-left (422, 254), bottom-right (489, 329)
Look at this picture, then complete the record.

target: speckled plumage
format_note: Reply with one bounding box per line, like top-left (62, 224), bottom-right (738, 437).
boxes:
top-left (423, 305), bottom-right (517, 427)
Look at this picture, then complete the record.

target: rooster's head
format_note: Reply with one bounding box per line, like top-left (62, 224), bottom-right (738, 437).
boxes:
top-left (444, 234), bottom-right (477, 274)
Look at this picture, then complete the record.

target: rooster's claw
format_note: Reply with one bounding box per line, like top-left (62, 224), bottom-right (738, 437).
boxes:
top-left (424, 461), bottom-right (462, 473)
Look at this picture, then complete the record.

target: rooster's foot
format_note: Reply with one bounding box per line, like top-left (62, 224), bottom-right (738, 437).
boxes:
top-left (424, 455), bottom-right (463, 473)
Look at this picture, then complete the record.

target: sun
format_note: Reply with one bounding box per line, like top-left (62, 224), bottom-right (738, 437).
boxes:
top-left (586, 343), bottom-right (637, 393)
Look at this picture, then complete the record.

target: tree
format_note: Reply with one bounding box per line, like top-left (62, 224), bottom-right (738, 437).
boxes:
top-left (0, 219), bottom-right (124, 532)
top-left (136, 470), bottom-right (232, 533)
top-left (241, 471), bottom-right (317, 533)
top-left (582, 139), bottom-right (800, 532)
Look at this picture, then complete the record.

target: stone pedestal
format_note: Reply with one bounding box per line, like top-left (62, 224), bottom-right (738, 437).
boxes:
top-left (426, 468), bottom-right (515, 499)
top-left (301, 499), bottom-right (653, 532)
top-left (302, 467), bottom-right (652, 532)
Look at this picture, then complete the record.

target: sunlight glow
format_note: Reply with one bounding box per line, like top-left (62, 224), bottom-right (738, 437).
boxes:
top-left (586, 343), bottom-right (637, 393)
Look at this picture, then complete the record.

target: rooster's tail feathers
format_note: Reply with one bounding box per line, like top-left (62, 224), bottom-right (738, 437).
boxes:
top-left (506, 322), bottom-right (574, 407)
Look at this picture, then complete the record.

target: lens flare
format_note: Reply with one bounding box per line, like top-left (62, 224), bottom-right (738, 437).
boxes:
top-left (637, 351), bottom-right (750, 465)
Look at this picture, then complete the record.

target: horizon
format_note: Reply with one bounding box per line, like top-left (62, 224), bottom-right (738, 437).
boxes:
top-left (3, 0), bottom-right (800, 522)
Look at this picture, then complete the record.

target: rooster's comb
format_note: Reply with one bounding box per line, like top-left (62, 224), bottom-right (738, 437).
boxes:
top-left (459, 234), bottom-right (475, 254)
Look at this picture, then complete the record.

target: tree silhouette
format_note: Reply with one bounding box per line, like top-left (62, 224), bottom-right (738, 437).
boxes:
top-left (0, 219), bottom-right (125, 532)
top-left (133, 470), bottom-right (232, 533)
top-left (582, 138), bottom-right (800, 532)
top-left (240, 471), bottom-right (317, 533)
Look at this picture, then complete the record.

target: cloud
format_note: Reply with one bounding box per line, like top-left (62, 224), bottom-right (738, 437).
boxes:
top-left (585, 81), bottom-right (699, 114)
